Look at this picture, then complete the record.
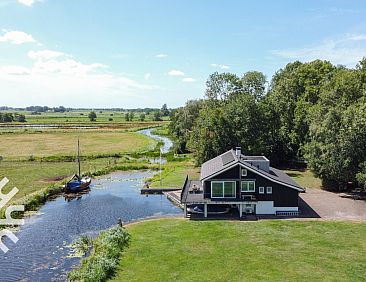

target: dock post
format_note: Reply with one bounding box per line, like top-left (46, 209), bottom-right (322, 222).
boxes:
top-left (204, 203), bottom-right (207, 218)
top-left (239, 204), bottom-right (242, 218)
top-left (184, 204), bottom-right (187, 217)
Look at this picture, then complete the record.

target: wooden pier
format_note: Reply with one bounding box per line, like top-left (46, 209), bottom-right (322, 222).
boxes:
top-left (140, 188), bottom-right (181, 194)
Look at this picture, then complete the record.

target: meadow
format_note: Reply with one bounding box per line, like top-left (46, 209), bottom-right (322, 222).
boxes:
top-left (112, 218), bottom-right (366, 282)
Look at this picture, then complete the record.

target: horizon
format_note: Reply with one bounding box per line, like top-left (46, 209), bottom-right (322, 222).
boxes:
top-left (1, 0), bottom-right (366, 108)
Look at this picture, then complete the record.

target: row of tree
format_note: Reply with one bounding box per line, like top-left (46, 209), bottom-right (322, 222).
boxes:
top-left (170, 59), bottom-right (366, 190)
top-left (0, 112), bottom-right (26, 122)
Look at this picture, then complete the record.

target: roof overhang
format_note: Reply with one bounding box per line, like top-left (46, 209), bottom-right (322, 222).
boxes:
top-left (200, 161), bottom-right (304, 192)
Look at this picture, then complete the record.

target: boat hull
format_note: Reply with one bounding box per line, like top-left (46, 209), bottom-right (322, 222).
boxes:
top-left (65, 177), bottom-right (91, 193)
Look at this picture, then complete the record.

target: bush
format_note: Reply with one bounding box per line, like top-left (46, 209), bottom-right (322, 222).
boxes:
top-left (68, 225), bottom-right (130, 282)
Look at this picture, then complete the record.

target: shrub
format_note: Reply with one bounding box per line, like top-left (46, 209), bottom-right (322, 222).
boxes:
top-left (68, 225), bottom-right (130, 282)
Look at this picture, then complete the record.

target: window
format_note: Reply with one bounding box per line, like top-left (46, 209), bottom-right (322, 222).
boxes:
top-left (266, 186), bottom-right (272, 194)
top-left (211, 181), bottom-right (236, 198)
top-left (259, 187), bottom-right (264, 194)
top-left (241, 168), bottom-right (247, 177)
top-left (241, 181), bottom-right (255, 192)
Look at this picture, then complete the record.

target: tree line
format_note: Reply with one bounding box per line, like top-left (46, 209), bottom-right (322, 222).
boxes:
top-left (0, 112), bottom-right (26, 122)
top-left (170, 59), bottom-right (366, 190)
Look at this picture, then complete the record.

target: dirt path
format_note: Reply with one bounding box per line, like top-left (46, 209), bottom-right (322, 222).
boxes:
top-left (300, 188), bottom-right (366, 221)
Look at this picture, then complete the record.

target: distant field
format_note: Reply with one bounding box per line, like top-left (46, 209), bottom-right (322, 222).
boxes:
top-left (0, 130), bottom-right (157, 159)
top-left (112, 219), bottom-right (366, 282)
top-left (0, 110), bottom-right (169, 124)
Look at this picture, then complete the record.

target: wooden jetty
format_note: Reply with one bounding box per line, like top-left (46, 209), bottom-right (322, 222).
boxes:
top-left (140, 188), bottom-right (181, 194)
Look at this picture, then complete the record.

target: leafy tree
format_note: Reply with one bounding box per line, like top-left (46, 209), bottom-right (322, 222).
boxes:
top-left (161, 104), bottom-right (169, 116)
top-left (139, 113), bottom-right (146, 121)
top-left (88, 111), bottom-right (97, 122)
top-left (129, 112), bottom-right (134, 121)
top-left (205, 72), bottom-right (240, 101)
top-left (153, 111), bottom-right (162, 121)
top-left (14, 113), bottom-right (26, 122)
top-left (125, 113), bottom-right (130, 121)
top-left (240, 71), bottom-right (267, 101)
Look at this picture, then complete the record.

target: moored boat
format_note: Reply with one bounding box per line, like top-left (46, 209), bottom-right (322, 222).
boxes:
top-left (64, 138), bottom-right (91, 193)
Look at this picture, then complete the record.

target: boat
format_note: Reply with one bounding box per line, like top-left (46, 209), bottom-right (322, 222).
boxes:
top-left (187, 205), bottom-right (230, 215)
top-left (64, 138), bottom-right (92, 193)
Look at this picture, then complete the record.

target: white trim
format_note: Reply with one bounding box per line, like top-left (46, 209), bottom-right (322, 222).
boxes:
top-left (211, 181), bottom-right (236, 198)
top-left (241, 168), bottom-right (247, 177)
top-left (201, 161), bottom-right (304, 192)
top-left (256, 201), bottom-right (298, 215)
top-left (259, 186), bottom-right (264, 194)
top-left (266, 186), bottom-right (272, 194)
top-left (241, 180), bottom-right (255, 192)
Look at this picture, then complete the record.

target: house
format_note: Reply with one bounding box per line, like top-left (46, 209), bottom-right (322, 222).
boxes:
top-left (181, 147), bottom-right (305, 218)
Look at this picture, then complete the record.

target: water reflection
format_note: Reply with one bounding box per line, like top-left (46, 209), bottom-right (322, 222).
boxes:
top-left (0, 171), bottom-right (182, 281)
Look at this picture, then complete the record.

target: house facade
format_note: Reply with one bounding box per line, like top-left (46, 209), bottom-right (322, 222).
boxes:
top-left (181, 147), bottom-right (305, 218)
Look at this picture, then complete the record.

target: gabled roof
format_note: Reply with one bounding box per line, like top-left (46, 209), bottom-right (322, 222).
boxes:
top-left (200, 149), bottom-right (304, 192)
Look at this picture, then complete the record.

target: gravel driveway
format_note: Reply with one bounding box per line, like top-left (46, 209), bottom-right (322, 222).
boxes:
top-left (299, 188), bottom-right (366, 220)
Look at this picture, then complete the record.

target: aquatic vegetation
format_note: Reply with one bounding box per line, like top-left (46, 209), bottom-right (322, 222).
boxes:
top-left (68, 225), bottom-right (130, 282)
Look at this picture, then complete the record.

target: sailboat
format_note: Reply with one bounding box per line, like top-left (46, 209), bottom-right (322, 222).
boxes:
top-left (65, 138), bottom-right (91, 193)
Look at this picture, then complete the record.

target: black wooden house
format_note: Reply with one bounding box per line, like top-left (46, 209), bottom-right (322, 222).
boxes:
top-left (181, 147), bottom-right (305, 218)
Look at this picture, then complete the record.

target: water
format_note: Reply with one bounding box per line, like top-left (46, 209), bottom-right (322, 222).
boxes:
top-left (0, 128), bottom-right (180, 281)
top-left (138, 128), bottom-right (173, 153)
top-left (0, 171), bottom-right (182, 281)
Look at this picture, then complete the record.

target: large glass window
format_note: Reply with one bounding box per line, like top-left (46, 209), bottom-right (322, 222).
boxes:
top-left (241, 181), bottom-right (255, 192)
top-left (211, 181), bottom-right (236, 198)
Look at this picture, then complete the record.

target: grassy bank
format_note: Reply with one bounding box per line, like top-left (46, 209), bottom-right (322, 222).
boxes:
top-left (68, 225), bottom-right (130, 282)
top-left (111, 218), bottom-right (366, 282)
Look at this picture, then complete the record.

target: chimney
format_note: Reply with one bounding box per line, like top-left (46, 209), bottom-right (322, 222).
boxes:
top-left (235, 146), bottom-right (241, 156)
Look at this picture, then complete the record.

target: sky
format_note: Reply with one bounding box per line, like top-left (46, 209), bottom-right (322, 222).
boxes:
top-left (0, 0), bottom-right (366, 108)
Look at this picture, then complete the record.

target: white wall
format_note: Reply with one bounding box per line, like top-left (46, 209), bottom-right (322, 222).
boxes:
top-left (256, 201), bottom-right (298, 215)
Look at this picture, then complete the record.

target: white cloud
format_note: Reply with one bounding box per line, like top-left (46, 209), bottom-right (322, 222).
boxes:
top-left (155, 54), bottom-right (168, 58)
top-left (144, 73), bottom-right (151, 80)
top-left (211, 63), bottom-right (230, 70)
top-left (18, 0), bottom-right (42, 7)
top-left (0, 30), bottom-right (36, 45)
top-left (28, 49), bottom-right (64, 60)
top-left (271, 33), bottom-right (366, 67)
top-left (0, 49), bottom-right (159, 107)
top-left (0, 65), bottom-right (30, 75)
top-left (182, 77), bottom-right (196, 82)
top-left (168, 69), bottom-right (185, 76)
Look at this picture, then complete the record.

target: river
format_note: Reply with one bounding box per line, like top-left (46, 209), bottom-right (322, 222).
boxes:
top-left (0, 129), bottom-right (181, 281)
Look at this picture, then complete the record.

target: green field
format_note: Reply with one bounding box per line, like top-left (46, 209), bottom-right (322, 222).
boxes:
top-left (1, 110), bottom-right (169, 124)
top-left (0, 130), bottom-right (157, 160)
top-left (111, 218), bottom-right (366, 282)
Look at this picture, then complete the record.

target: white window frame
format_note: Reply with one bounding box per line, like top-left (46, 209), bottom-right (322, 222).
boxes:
top-left (211, 181), bottom-right (236, 198)
top-left (266, 186), bottom-right (272, 194)
top-left (259, 187), bottom-right (264, 194)
top-left (241, 181), bottom-right (255, 192)
top-left (241, 168), bottom-right (247, 177)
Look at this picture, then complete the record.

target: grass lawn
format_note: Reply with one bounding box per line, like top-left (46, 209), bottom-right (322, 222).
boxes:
top-left (0, 130), bottom-right (157, 160)
top-left (283, 168), bottom-right (323, 189)
top-left (111, 218), bottom-right (366, 282)
top-left (149, 158), bottom-right (200, 188)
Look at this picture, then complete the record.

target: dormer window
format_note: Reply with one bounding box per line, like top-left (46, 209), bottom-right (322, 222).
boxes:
top-left (241, 168), bottom-right (247, 177)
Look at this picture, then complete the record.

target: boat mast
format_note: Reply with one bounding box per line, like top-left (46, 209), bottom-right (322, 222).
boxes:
top-left (77, 138), bottom-right (81, 177)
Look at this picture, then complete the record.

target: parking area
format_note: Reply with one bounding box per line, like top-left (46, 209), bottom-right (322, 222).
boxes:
top-left (300, 188), bottom-right (366, 220)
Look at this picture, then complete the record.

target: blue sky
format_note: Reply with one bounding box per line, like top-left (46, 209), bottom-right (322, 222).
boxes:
top-left (0, 0), bottom-right (366, 108)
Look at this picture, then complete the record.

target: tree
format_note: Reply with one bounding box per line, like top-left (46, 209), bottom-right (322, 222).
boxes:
top-left (169, 100), bottom-right (205, 153)
top-left (125, 113), bottom-right (130, 121)
top-left (129, 112), bottom-right (134, 121)
top-left (153, 111), bottom-right (162, 121)
top-left (14, 113), bottom-right (26, 122)
top-left (88, 111), bottom-right (97, 122)
top-left (139, 113), bottom-right (146, 121)
top-left (205, 72), bottom-right (240, 101)
top-left (161, 104), bottom-right (169, 116)
top-left (241, 71), bottom-right (267, 101)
